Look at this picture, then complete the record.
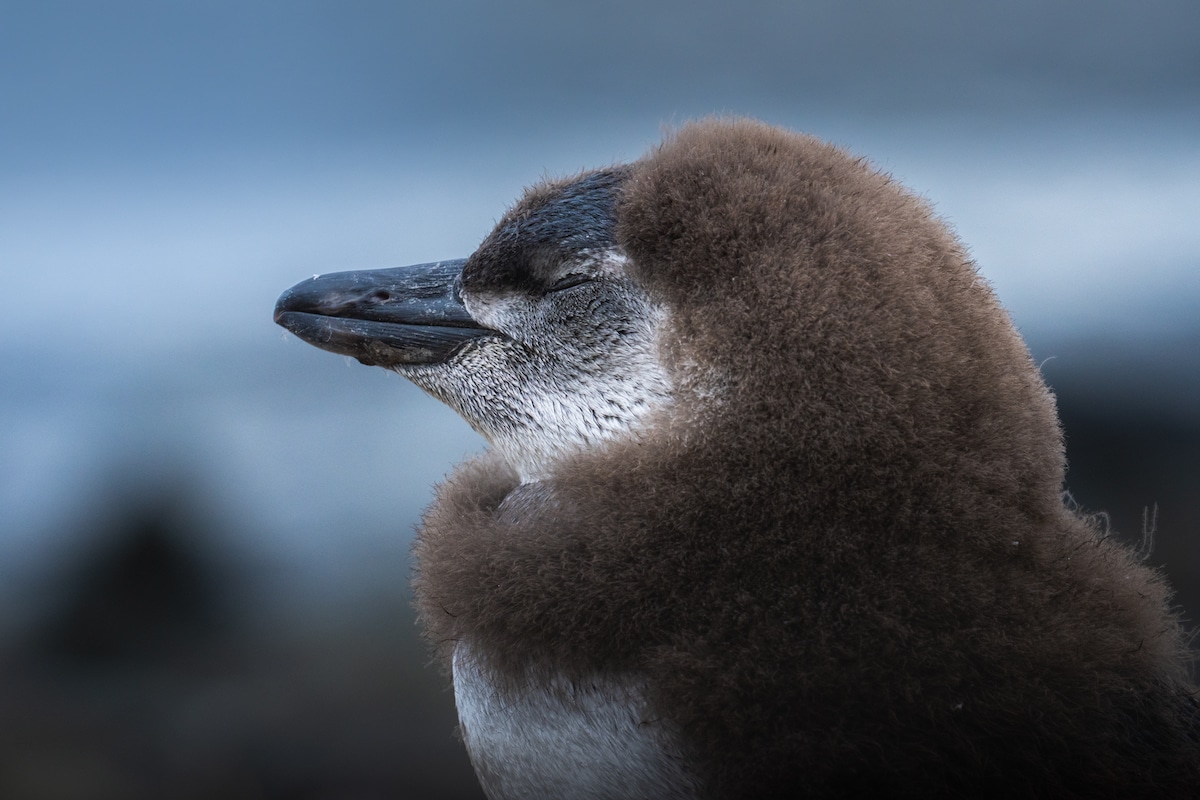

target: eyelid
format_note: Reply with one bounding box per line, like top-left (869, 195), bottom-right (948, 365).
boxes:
top-left (548, 273), bottom-right (594, 293)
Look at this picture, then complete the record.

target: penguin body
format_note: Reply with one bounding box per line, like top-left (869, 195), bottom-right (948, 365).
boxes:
top-left (276, 119), bottom-right (1199, 798)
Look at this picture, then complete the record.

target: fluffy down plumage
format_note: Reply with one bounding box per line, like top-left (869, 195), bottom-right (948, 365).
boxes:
top-left (413, 120), bottom-right (1198, 798)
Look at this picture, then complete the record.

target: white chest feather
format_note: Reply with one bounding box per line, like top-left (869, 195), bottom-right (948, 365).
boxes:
top-left (452, 645), bottom-right (702, 800)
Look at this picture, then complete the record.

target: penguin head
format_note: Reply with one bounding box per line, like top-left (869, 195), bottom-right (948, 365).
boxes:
top-left (275, 168), bottom-right (672, 482)
top-left (277, 118), bottom-right (1064, 519)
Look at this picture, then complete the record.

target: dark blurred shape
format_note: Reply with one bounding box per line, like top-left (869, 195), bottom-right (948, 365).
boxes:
top-left (1044, 331), bottom-right (1200, 638)
top-left (31, 495), bottom-right (228, 668)
top-left (1056, 402), bottom-right (1200, 628)
top-left (1, 476), bottom-right (485, 800)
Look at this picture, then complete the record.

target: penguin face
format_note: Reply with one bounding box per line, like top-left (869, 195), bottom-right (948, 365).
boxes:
top-left (275, 170), bottom-right (673, 483)
top-left (415, 245), bottom-right (672, 483)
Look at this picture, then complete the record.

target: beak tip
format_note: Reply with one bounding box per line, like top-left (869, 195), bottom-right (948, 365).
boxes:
top-left (273, 282), bottom-right (310, 326)
top-left (273, 293), bottom-right (291, 325)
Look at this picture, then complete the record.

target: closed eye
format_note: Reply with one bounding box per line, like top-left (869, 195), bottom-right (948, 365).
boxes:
top-left (547, 273), bottom-right (594, 293)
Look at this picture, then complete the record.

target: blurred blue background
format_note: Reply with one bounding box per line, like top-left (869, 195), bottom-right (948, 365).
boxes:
top-left (1, 2), bottom-right (1197, 797)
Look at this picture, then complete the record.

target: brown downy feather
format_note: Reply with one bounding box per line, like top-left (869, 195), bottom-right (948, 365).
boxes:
top-left (413, 118), bottom-right (1199, 798)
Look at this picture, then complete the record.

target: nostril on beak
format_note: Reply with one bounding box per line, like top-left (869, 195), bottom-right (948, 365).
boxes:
top-left (368, 289), bottom-right (392, 303)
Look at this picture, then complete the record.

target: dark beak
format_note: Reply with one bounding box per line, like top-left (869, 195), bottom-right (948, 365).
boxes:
top-left (273, 259), bottom-right (494, 366)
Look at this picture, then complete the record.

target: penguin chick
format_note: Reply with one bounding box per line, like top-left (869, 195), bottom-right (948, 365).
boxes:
top-left (275, 119), bottom-right (1200, 799)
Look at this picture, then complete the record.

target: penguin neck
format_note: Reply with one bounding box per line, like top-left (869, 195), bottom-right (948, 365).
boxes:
top-left (490, 400), bottom-right (668, 485)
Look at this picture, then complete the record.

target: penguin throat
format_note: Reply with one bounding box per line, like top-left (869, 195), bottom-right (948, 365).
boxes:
top-left (490, 379), bottom-right (672, 484)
